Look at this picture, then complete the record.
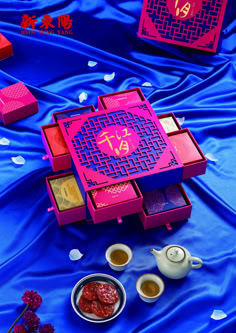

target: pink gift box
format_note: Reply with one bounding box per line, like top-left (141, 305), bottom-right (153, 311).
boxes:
top-left (52, 105), bottom-right (96, 122)
top-left (58, 101), bottom-right (184, 194)
top-left (41, 123), bottom-right (71, 172)
top-left (138, 0), bottom-right (228, 53)
top-left (168, 129), bottom-right (207, 179)
top-left (46, 172), bottom-right (86, 226)
top-left (98, 88), bottom-right (146, 110)
top-left (87, 181), bottom-right (143, 224)
top-left (91, 180), bottom-right (138, 208)
top-left (158, 112), bottom-right (182, 134)
top-left (0, 82), bottom-right (38, 125)
top-left (0, 33), bottom-right (13, 60)
top-left (139, 183), bottom-right (192, 230)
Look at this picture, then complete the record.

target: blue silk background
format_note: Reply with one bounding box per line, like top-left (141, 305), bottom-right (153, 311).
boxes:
top-left (0, 1), bottom-right (236, 332)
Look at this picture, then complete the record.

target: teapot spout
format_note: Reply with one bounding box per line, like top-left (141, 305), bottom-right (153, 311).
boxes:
top-left (150, 248), bottom-right (161, 258)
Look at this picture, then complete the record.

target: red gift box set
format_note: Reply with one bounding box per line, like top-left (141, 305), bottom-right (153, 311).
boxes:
top-left (1, 25), bottom-right (225, 230)
top-left (42, 88), bottom-right (207, 230)
top-left (138, 0), bottom-right (228, 53)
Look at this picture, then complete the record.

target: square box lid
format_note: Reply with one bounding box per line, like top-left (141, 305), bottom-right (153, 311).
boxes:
top-left (58, 101), bottom-right (183, 192)
top-left (138, 0), bottom-right (228, 53)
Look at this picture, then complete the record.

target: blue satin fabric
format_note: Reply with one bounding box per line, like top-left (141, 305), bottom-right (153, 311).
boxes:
top-left (0, 1), bottom-right (236, 332)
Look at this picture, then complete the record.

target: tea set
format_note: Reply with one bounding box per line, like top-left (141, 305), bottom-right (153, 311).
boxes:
top-left (106, 243), bottom-right (202, 301)
top-left (104, 243), bottom-right (202, 281)
top-left (72, 242), bottom-right (203, 322)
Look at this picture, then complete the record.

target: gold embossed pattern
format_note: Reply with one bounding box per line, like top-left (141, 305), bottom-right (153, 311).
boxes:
top-left (50, 175), bottom-right (84, 212)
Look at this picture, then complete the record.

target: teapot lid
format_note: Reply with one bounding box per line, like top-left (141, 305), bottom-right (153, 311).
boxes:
top-left (166, 246), bottom-right (185, 263)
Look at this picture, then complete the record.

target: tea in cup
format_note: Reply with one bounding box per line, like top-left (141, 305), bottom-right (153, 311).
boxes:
top-left (136, 274), bottom-right (164, 303)
top-left (105, 243), bottom-right (133, 271)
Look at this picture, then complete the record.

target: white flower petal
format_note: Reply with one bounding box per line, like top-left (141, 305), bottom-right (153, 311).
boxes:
top-left (176, 117), bottom-right (185, 126)
top-left (11, 156), bottom-right (25, 165)
top-left (69, 249), bottom-right (84, 261)
top-left (88, 60), bottom-right (98, 67)
top-left (211, 310), bottom-right (227, 320)
top-left (104, 72), bottom-right (115, 82)
top-left (142, 82), bottom-right (152, 87)
top-left (0, 137), bottom-right (10, 145)
top-left (205, 153), bottom-right (218, 162)
top-left (79, 91), bottom-right (88, 103)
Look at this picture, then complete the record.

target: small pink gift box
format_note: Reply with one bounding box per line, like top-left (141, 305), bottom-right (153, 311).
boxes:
top-left (41, 123), bottom-right (71, 172)
top-left (52, 105), bottom-right (96, 122)
top-left (157, 112), bottom-right (182, 134)
top-left (0, 82), bottom-right (38, 125)
top-left (46, 172), bottom-right (86, 226)
top-left (139, 183), bottom-right (192, 230)
top-left (0, 33), bottom-right (13, 61)
top-left (168, 129), bottom-right (207, 179)
top-left (98, 88), bottom-right (146, 110)
top-left (87, 181), bottom-right (143, 224)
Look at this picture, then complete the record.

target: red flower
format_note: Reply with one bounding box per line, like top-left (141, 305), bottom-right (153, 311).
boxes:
top-left (13, 324), bottom-right (27, 333)
top-left (22, 290), bottom-right (42, 310)
top-left (23, 310), bottom-right (40, 331)
top-left (39, 324), bottom-right (55, 333)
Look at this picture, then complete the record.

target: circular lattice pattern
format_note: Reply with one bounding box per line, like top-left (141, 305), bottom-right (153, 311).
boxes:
top-left (1, 82), bottom-right (28, 99)
top-left (167, 0), bottom-right (202, 20)
top-left (147, 0), bottom-right (222, 44)
top-left (72, 109), bottom-right (168, 182)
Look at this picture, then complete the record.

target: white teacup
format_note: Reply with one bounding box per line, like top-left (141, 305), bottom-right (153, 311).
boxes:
top-left (136, 274), bottom-right (165, 303)
top-left (105, 243), bottom-right (133, 271)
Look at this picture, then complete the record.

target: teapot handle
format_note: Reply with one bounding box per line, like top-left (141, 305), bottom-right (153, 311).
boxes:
top-left (189, 256), bottom-right (203, 269)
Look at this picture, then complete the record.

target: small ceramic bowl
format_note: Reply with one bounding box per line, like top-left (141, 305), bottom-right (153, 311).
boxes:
top-left (136, 273), bottom-right (165, 303)
top-left (105, 243), bottom-right (133, 271)
top-left (71, 273), bottom-right (126, 323)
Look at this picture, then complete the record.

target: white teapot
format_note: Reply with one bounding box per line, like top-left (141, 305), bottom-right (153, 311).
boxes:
top-left (150, 245), bottom-right (203, 279)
